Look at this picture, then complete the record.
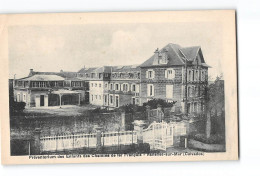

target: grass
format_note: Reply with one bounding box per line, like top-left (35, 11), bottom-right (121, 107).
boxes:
top-left (24, 104), bottom-right (98, 117)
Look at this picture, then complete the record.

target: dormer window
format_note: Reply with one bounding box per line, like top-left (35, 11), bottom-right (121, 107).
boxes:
top-left (159, 52), bottom-right (168, 64)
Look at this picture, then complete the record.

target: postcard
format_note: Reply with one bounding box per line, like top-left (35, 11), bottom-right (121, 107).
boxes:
top-left (0, 10), bottom-right (238, 164)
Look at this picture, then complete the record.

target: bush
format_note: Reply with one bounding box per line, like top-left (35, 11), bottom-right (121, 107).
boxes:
top-left (190, 133), bottom-right (225, 144)
top-left (9, 101), bottom-right (26, 115)
top-left (143, 99), bottom-right (176, 109)
top-left (117, 104), bottom-right (146, 114)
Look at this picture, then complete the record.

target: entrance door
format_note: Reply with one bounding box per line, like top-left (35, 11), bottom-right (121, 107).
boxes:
top-left (40, 95), bottom-right (44, 106)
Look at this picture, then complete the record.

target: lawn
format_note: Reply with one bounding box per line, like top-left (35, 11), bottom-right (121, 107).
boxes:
top-left (24, 104), bottom-right (98, 117)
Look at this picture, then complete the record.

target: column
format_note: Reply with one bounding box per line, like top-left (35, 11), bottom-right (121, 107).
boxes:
top-left (78, 93), bottom-right (81, 105)
top-left (95, 126), bottom-right (103, 152)
top-left (31, 128), bottom-right (41, 155)
top-left (133, 120), bottom-right (146, 144)
top-left (59, 94), bottom-right (62, 108)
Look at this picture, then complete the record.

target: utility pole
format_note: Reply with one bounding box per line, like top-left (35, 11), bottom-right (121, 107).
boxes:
top-left (184, 58), bottom-right (188, 115)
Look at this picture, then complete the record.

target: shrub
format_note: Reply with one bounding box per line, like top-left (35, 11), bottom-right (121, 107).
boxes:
top-left (9, 101), bottom-right (26, 115)
top-left (143, 99), bottom-right (176, 109)
top-left (190, 133), bottom-right (225, 144)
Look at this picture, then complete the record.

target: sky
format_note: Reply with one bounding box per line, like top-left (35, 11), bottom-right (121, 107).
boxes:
top-left (8, 22), bottom-right (223, 79)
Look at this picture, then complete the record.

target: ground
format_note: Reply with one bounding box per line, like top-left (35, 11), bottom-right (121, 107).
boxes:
top-left (24, 104), bottom-right (98, 117)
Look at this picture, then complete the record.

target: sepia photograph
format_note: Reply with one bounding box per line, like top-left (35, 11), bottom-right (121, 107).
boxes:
top-left (0, 10), bottom-right (238, 164)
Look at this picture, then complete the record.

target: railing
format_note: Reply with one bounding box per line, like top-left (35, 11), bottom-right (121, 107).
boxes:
top-left (40, 131), bottom-right (137, 152)
top-left (101, 131), bottom-right (137, 146)
top-left (40, 133), bottom-right (97, 152)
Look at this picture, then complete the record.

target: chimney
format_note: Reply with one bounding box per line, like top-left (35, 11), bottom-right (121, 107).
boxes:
top-left (29, 69), bottom-right (34, 76)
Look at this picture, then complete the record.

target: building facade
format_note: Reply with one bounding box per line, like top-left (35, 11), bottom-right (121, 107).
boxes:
top-left (13, 43), bottom-right (209, 113)
top-left (139, 43), bottom-right (209, 114)
top-left (107, 65), bottom-right (141, 108)
top-left (13, 69), bottom-right (86, 107)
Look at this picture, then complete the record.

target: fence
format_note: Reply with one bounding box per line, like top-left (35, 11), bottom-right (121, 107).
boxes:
top-left (40, 131), bottom-right (137, 152)
top-left (40, 133), bottom-right (97, 152)
top-left (101, 131), bottom-right (137, 146)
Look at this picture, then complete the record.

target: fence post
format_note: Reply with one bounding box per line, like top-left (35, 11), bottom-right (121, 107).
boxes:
top-left (31, 128), bottom-right (41, 155)
top-left (95, 126), bottom-right (103, 152)
top-left (146, 105), bottom-right (151, 121)
top-left (133, 120), bottom-right (146, 144)
top-left (121, 111), bottom-right (126, 131)
top-left (157, 104), bottom-right (163, 122)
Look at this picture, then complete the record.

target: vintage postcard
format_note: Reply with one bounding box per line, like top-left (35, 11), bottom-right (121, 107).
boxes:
top-left (0, 10), bottom-right (238, 165)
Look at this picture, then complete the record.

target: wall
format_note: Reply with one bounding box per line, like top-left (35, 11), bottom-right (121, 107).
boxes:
top-left (89, 80), bottom-right (104, 106)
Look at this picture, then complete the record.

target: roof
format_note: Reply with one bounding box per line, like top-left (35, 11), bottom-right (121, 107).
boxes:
top-left (78, 67), bottom-right (97, 74)
top-left (52, 89), bottom-right (80, 94)
top-left (65, 77), bottom-right (84, 81)
top-left (112, 65), bottom-right (140, 72)
top-left (29, 70), bottom-right (77, 78)
top-left (140, 43), bottom-right (206, 68)
top-left (20, 74), bottom-right (65, 81)
top-left (180, 46), bottom-right (200, 61)
top-left (93, 66), bottom-right (113, 73)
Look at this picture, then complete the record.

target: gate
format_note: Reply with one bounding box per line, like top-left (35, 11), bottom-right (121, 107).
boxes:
top-left (143, 121), bottom-right (175, 151)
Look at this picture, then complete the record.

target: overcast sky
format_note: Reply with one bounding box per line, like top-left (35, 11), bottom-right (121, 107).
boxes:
top-left (9, 22), bottom-right (223, 79)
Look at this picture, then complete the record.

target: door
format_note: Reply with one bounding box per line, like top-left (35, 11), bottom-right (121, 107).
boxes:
top-left (40, 95), bottom-right (44, 106)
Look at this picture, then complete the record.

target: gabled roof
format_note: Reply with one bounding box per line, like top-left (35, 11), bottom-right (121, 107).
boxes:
top-left (20, 75), bottom-right (65, 81)
top-left (179, 46), bottom-right (200, 61)
top-left (140, 43), bottom-right (206, 68)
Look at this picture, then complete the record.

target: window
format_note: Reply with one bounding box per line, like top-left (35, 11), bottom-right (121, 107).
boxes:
top-left (105, 83), bottom-right (108, 88)
top-left (122, 83), bottom-right (128, 92)
top-left (110, 83), bottom-right (113, 90)
top-left (110, 95), bottom-right (113, 104)
top-left (104, 95), bottom-right (107, 104)
top-left (132, 84), bottom-right (136, 92)
top-left (91, 83), bottom-right (94, 87)
top-left (165, 69), bottom-right (175, 79)
top-left (147, 84), bottom-right (154, 97)
top-left (115, 84), bottom-right (119, 91)
top-left (188, 70), bottom-right (192, 81)
top-left (95, 83), bottom-right (97, 87)
top-left (91, 95), bottom-right (93, 101)
top-left (188, 87), bottom-right (191, 97)
top-left (146, 69), bottom-right (155, 79)
top-left (95, 95), bottom-right (98, 99)
top-left (23, 94), bottom-right (26, 102)
top-left (99, 84), bottom-right (101, 87)
top-left (91, 73), bottom-right (95, 78)
top-left (99, 95), bottom-right (101, 100)
top-left (115, 95), bottom-right (119, 107)
top-left (17, 93), bottom-right (20, 102)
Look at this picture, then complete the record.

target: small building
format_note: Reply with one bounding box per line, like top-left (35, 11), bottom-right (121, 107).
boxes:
top-left (13, 70), bottom-right (84, 108)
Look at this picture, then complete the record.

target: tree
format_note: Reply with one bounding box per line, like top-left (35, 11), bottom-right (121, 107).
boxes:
top-left (203, 75), bottom-right (225, 138)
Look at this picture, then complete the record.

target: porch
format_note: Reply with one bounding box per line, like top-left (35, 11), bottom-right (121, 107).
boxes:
top-left (49, 89), bottom-right (81, 107)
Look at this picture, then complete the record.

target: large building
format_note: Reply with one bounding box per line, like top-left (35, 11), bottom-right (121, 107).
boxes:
top-left (139, 43), bottom-right (210, 114)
